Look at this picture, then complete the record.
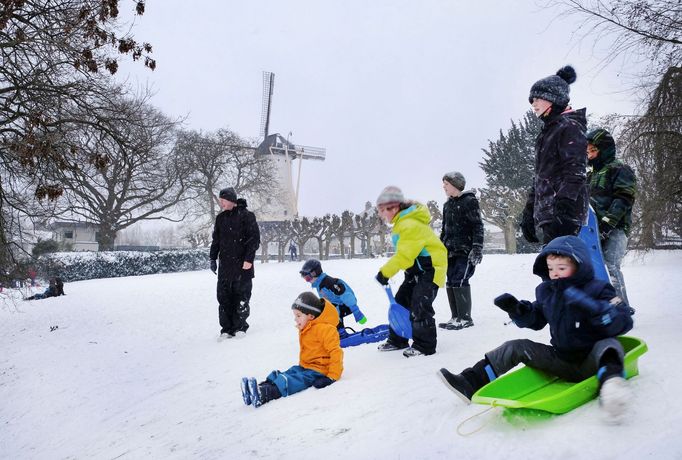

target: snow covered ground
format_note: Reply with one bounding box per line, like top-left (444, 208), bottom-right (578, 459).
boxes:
top-left (2, 251), bottom-right (681, 459)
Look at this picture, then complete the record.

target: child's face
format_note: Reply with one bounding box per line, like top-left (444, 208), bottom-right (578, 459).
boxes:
top-left (377, 203), bottom-right (399, 223)
top-left (530, 97), bottom-right (552, 117)
top-left (546, 255), bottom-right (577, 280)
top-left (442, 180), bottom-right (460, 198)
top-left (293, 309), bottom-right (315, 330)
top-left (587, 143), bottom-right (600, 160)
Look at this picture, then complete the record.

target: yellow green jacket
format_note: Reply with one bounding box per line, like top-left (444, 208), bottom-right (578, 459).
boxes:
top-left (379, 203), bottom-right (447, 288)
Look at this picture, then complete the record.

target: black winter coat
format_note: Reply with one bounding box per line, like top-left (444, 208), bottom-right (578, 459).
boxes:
top-left (526, 108), bottom-right (589, 228)
top-left (510, 236), bottom-right (633, 362)
top-left (440, 191), bottom-right (484, 256)
top-left (209, 201), bottom-right (260, 281)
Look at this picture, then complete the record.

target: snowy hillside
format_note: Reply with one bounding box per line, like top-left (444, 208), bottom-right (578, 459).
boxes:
top-left (1, 251), bottom-right (681, 459)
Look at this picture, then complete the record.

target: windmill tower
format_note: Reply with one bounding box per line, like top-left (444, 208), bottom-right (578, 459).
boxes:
top-left (254, 72), bottom-right (326, 222)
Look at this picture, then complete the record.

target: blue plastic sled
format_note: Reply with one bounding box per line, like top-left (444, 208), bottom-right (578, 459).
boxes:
top-left (340, 325), bottom-right (390, 348)
top-left (578, 206), bottom-right (610, 282)
top-left (384, 285), bottom-right (412, 339)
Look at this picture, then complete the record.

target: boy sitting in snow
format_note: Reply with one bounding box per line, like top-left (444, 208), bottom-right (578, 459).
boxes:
top-left (24, 277), bottom-right (65, 300)
top-left (299, 259), bottom-right (367, 336)
top-left (241, 292), bottom-right (344, 408)
top-left (438, 236), bottom-right (634, 421)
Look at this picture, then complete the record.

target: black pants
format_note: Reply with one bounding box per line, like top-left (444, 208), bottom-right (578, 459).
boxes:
top-left (485, 338), bottom-right (624, 382)
top-left (446, 255), bottom-right (475, 287)
top-left (388, 272), bottom-right (438, 355)
top-left (540, 223), bottom-right (581, 245)
top-left (217, 278), bottom-right (252, 334)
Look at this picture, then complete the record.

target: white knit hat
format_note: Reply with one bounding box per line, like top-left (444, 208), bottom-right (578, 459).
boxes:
top-left (376, 186), bottom-right (404, 206)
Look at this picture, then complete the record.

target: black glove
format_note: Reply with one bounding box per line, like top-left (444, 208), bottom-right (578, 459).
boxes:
top-left (599, 218), bottom-right (615, 242)
top-left (375, 271), bottom-right (389, 285)
top-left (210, 260), bottom-right (217, 274)
top-left (312, 376), bottom-right (335, 389)
top-left (520, 206), bottom-right (539, 243)
top-left (494, 293), bottom-right (530, 316)
top-left (551, 198), bottom-right (579, 236)
top-left (468, 245), bottom-right (483, 266)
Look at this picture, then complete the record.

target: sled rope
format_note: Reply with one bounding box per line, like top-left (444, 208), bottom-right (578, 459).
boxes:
top-left (456, 406), bottom-right (496, 436)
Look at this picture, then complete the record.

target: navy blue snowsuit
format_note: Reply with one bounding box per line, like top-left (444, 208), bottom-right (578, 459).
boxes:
top-left (486, 236), bottom-right (633, 381)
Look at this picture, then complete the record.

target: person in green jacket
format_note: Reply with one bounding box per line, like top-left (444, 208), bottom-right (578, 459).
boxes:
top-left (586, 128), bottom-right (637, 305)
top-left (374, 186), bottom-right (447, 357)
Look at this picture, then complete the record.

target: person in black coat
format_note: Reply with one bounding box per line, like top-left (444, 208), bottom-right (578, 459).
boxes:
top-left (521, 65), bottom-right (589, 245)
top-left (210, 187), bottom-right (260, 340)
top-left (438, 236), bottom-right (633, 421)
top-left (439, 171), bottom-right (484, 331)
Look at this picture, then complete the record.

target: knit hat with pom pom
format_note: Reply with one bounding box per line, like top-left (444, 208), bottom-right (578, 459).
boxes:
top-left (528, 65), bottom-right (577, 107)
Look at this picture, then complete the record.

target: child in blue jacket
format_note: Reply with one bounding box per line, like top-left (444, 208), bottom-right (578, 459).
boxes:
top-left (299, 259), bottom-right (367, 335)
top-left (438, 235), bottom-right (634, 421)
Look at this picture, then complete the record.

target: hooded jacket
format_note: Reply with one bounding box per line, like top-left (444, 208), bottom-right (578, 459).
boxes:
top-left (440, 190), bottom-right (484, 255)
top-left (526, 108), bottom-right (589, 228)
top-left (299, 299), bottom-right (344, 380)
top-left (209, 198), bottom-right (260, 280)
top-left (311, 273), bottom-right (361, 314)
top-left (510, 235), bottom-right (633, 361)
top-left (588, 145), bottom-right (637, 236)
top-left (379, 203), bottom-right (447, 288)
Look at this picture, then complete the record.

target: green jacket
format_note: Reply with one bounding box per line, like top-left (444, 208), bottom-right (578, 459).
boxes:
top-left (379, 203), bottom-right (447, 288)
top-left (587, 145), bottom-right (637, 235)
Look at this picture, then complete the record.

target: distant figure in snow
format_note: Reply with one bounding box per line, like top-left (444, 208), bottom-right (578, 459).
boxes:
top-left (289, 242), bottom-right (298, 261)
top-left (240, 292), bottom-right (343, 408)
top-left (438, 236), bottom-right (634, 423)
top-left (25, 277), bottom-right (65, 300)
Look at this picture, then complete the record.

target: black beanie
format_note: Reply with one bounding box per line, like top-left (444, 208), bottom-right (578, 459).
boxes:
top-left (291, 292), bottom-right (324, 317)
top-left (219, 187), bottom-right (237, 203)
top-left (528, 65), bottom-right (577, 107)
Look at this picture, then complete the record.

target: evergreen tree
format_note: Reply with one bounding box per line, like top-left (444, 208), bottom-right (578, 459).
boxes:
top-left (479, 110), bottom-right (541, 253)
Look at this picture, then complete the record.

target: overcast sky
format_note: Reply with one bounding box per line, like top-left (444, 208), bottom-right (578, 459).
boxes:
top-left (117, 0), bottom-right (641, 217)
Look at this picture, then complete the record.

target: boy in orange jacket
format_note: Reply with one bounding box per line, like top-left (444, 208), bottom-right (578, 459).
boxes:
top-left (241, 292), bottom-right (344, 408)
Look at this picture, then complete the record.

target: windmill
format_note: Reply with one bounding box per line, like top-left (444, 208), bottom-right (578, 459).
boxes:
top-left (254, 71), bottom-right (326, 221)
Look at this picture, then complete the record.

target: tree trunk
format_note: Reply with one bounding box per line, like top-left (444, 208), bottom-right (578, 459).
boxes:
top-left (97, 225), bottom-right (117, 251)
top-left (504, 219), bottom-right (517, 254)
top-left (338, 235), bottom-right (346, 258)
top-left (349, 236), bottom-right (355, 259)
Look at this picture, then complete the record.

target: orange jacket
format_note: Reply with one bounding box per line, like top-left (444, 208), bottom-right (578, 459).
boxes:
top-left (299, 299), bottom-right (344, 380)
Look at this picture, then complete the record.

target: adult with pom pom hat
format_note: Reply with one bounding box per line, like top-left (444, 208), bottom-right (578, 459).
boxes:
top-left (521, 65), bottom-right (589, 245)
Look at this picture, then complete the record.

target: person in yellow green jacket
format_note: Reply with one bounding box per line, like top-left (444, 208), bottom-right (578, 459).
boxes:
top-left (240, 292), bottom-right (344, 408)
top-left (374, 186), bottom-right (447, 357)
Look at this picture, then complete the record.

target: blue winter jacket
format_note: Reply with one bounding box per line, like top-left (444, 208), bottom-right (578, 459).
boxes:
top-left (510, 235), bottom-right (633, 362)
top-left (311, 273), bottom-right (361, 317)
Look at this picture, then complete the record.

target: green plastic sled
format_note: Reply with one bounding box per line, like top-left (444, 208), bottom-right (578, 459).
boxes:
top-left (471, 336), bottom-right (648, 415)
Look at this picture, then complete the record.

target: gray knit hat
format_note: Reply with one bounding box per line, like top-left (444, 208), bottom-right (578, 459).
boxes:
top-left (443, 171), bottom-right (466, 191)
top-left (376, 186), bottom-right (404, 206)
top-left (528, 65), bottom-right (577, 107)
top-left (291, 292), bottom-right (324, 317)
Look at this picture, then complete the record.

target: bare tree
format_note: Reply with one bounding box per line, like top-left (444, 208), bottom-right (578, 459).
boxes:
top-left (47, 95), bottom-right (185, 250)
top-left (546, 0), bottom-right (681, 77)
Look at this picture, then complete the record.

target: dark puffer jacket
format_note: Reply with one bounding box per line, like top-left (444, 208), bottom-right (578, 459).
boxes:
top-left (510, 235), bottom-right (633, 362)
top-left (440, 191), bottom-right (484, 256)
top-left (526, 108), bottom-right (589, 228)
top-left (588, 145), bottom-right (637, 236)
top-left (209, 199), bottom-right (260, 280)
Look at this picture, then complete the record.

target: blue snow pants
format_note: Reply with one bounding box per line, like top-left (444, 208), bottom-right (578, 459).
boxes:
top-left (266, 365), bottom-right (325, 397)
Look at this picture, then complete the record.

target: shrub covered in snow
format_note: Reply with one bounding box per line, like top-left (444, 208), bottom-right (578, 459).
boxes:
top-left (37, 249), bottom-right (210, 282)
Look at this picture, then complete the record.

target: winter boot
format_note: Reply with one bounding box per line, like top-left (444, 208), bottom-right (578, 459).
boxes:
top-left (437, 359), bottom-right (493, 403)
top-left (438, 287), bottom-right (459, 329)
top-left (240, 377), bottom-right (252, 405)
top-left (248, 378), bottom-right (282, 408)
top-left (402, 346), bottom-right (425, 358)
top-left (377, 340), bottom-right (408, 352)
top-left (452, 286), bottom-right (474, 329)
top-left (598, 363), bottom-right (629, 424)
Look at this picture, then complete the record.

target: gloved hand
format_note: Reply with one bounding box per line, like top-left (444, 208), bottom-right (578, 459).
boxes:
top-left (551, 198), bottom-right (579, 236)
top-left (352, 308), bottom-right (367, 325)
top-left (312, 376), bottom-right (335, 389)
top-left (494, 293), bottom-right (529, 316)
top-left (375, 271), bottom-right (389, 285)
top-left (599, 218), bottom-right (615, 242)
top-left (210, 260), bottom-right (217, 274)
top-left (564, 286), bottom-right (603, 314)
top-left (468, 245), bottom-right (483, 266)
top-left (520, 206), bottom-right (539, 243)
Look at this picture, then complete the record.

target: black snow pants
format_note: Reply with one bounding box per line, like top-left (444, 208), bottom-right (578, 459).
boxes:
top-left (387, 271), bottom-right (438, 355)
top-left (217, 277), bottom-right (252, 334)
